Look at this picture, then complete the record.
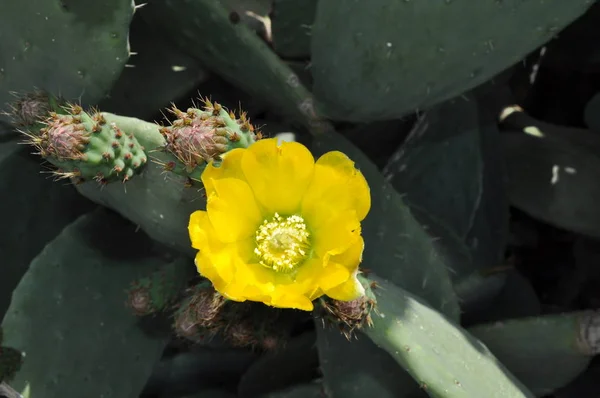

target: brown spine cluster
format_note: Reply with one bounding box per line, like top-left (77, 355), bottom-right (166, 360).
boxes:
top-left (173, 285), bottom-right (226, 343)
top-left (171, 286), bottom-right (293, 352)
top-left (6, 90), bottom-right (54, 127)
top-left (319, 286), bottom-right (378, 340)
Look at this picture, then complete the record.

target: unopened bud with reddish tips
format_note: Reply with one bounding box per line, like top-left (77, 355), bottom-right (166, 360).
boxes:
top-left (157, 97), bottom-right (262, 184)
top-left (188, 286), bottom-right (226, 327)
top-left (172, 282), bottom-right (227, 343)
top-left (173, 309), bottom-right (211, 343)
top-left (6, 90), bottom-right (64, 128)
top-left (318, 273), bottom-right (377, 340)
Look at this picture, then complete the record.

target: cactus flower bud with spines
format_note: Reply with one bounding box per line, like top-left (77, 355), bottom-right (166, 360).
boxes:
top-left (173, 282), bottom-right (227, 343)
top-left (157, 98), bottom-right (261, 183)
top-left (23, 103), bottom-right (148, 184)
top-left (6, 90), bottom-right (63, 128)
top-left (319, 274), bottom-right (377, 340)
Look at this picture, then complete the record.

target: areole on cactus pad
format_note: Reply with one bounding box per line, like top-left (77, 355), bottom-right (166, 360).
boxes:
top-left (188, 138), bottom-right (371, 311)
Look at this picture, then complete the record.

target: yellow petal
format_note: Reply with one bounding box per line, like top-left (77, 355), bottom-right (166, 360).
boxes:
top-left (301, 151), bottom-right (371, 229)
top-left (206, 178), bottom-right (262, 243)
top-left (329, 235), bottom-right (365, 272)
top-left (270, 292), bottom-right (314, 311)
top-left (318, 262), bottom-right (351, 291)
top-left (189, 210), bottom-right (221, 250)
top-left (295, 259), bottom-right (351, 292)
top-left (312, 210), bottom-right (361, 260)
top-left (241, 138), bottom-right (315, 215)
top-left (196, 237), bottom-right (257, 300)
top-left (324, 270), bottom-right (365, 301)
top-left (194, 252), bottom-right (229, 293)
top-left (201, 148), bottom-right (246, 196)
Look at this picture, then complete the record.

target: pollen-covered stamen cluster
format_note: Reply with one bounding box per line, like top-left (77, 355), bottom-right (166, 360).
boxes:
top-left (22, 103), bottom-right (148, 184)
top-left (157, 98), bottom-right (261, 183)
top-left (254, 213), bottom-right (311, 272)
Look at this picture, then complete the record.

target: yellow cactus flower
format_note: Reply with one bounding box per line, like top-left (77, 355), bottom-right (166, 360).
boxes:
top-left (188, 138), bottom-right (371, 311)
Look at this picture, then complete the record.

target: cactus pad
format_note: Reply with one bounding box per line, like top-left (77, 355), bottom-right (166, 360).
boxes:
top-left (0, 0), bottom-right (136, 123)
top-left (310, 0), bottom-right (595, 121)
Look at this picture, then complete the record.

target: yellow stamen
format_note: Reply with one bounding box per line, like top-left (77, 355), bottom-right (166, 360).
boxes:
top-left (254, 213), bottom-right (310, 272)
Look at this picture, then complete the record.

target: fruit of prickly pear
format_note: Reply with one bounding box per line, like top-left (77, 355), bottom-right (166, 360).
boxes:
top-left (157, 98), bottom-right (261, 183)
top-left (24, 104), bottom-right (148, 184)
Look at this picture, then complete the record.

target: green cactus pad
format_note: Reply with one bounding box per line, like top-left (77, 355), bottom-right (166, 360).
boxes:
top-left (140, 0), bottom-right (334, 135)
top-left (363, 274), bottom-right (535, 398)
top-left (310, 129), bottom-right (460, 398)
top-left (28, 104), bottom-right (148, 184)
top-left (469, 311), bottom-right (600, 396)
top-left (271, 0), bottom-right (318, 59)
top-left (0, 0), bottom-right (135, 124)
top-left (310, 0), bottom-right (595, 121)
top-left (0, 208), bottom-right (176, 398)
top-left (0, 141), bottom-right (96, 320)
top-left (158, 99), bottom-right (259, 182)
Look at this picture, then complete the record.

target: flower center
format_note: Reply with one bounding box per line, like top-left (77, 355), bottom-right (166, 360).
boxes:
top-left (254, 213), bottom-right (310, 273)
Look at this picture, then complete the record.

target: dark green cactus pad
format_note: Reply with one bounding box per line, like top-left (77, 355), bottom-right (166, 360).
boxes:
top-left (383, 96), bottom-right (483, 277)
top-left (464, 102), bottom-right (510, 272)
top-left (98, 15), bottom-right (209, 120)
top-left (500, 108), bottom-right (600, 239)
top-left (308, 129), bottom-right (460, 397)
top-left (469, 311), bottom-right (600, 396)
top-left (363, 274), bottom-right (535, 398)
top-left (237, 331), bottom-right (319, 397)
top-left (0, 0), bottom-right (136, 123)
top-left (139, 0), bottom-right (333, 134)
top-left (0, 140), bottom-right (96, 320)
top-left (259, 381), bottom-right (324, 398)
top-left (143, 348), bottom-right (257, 397)
top-left (271, 0), bottom-right (318, 59)
top-left (310, 0), bottom-right (595, 121)
top-left (384, 94), bottom-right (509, 275)
top-left (0, 208), bottom-right (177, 398)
